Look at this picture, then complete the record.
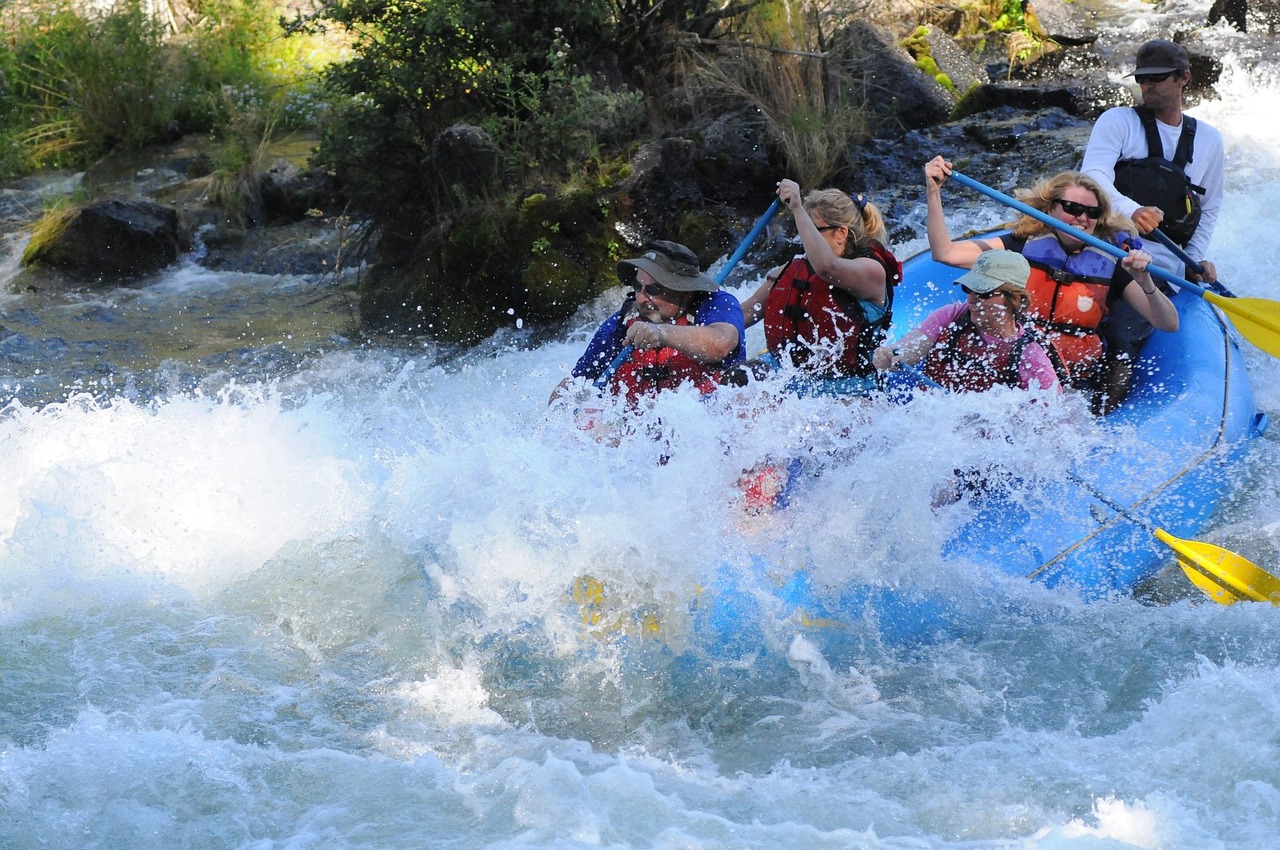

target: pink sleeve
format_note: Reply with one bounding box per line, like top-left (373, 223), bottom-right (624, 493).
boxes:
top-left (917, 303), bottom-right (969, 343)
top-left (1018, 341), bottom-right (1062, 392)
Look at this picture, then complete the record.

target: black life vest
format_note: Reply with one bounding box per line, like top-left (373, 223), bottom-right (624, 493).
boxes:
top-left (921, 310), bottom-right (1036, 393)
top-left (1113, 105), bottom-right (1204, 246)
top-left (762, 241), bottom-right (902, 378)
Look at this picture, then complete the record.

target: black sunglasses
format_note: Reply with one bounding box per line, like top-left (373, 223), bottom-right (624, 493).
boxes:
top-left (1054, 198), bottom-right (1103, 220)
top-left (1134, 72), bottom-right (1176, 85)
top-left (633, 281), bottom-right (672, 299)
top-left (815, 224), bottom-right (843, 233)
top-left (961, 286), bottom-right (1010, 300)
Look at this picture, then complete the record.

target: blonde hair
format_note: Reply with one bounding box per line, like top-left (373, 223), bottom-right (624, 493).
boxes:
top-left (1008, 171), bottom-right (1137, 242)
top-left (803, 188), bottom-right (889, 253)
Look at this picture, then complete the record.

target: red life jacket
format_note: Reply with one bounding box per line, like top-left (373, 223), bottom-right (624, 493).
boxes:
top-left (762, 241), bottom-right (901, 378)
top-left (608, 316), bottom-right (720, 405)
top-left (1019, 233), bottom-right (1126, 387)
top-left (922, 309), bottom-right (1036, 392)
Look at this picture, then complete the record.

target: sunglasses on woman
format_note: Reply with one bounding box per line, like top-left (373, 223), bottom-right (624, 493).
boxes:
top-left (961, 286), bottom-right (1011, 300)
top-left (1054, 198), bottom-right (1103, 220)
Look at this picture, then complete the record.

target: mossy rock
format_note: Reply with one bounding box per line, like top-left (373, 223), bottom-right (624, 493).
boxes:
top-left (516, 191), bottom-right (621, 318)
top-left (358, 189), bottom-right (622, 343)
top-left (915, 55), bottom-right (941, 77)
top-left (668, 207), bottom-right (741, 271)
top-left (22, 196), bottom-right (190, 284)
top-left (21, 206), bottom-right (78, 267)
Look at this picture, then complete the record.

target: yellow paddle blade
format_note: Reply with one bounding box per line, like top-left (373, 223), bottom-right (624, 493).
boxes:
top-left (568, 575), bottom-right (664, 637)
top-left (1206, 292), bottom-right (1280, 359)
top-left (1154, 528), bottom-right (1280, 605)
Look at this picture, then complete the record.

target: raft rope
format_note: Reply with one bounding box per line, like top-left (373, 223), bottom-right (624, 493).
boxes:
top-left (1027, 301), bottom-right (1237, 582)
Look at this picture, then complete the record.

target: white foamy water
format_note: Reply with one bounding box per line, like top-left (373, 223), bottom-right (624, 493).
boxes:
top-left (5, 12), bottom-right (1280, 850)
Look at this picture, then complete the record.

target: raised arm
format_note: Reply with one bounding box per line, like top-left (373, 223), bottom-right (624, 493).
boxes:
top-left (778, 179), bottom-right (886, 304)
top-left (924, 156), bottom-right (998, 268)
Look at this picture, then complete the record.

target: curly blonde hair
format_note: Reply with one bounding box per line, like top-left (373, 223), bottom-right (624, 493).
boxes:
top-left (1008, 171), bottom-right (1137, 242)
top-left (803, 188), bottom-right (889, 253)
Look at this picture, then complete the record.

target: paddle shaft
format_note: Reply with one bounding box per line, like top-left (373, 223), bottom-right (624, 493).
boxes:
top-left (1065, 472), bottom-right (1157, 534)
top-left (947, 171), bottom-right (1207, 296)
top-left (1146, 228), bottom-right (1237, 298)
top-left (1146, 227), bottom-right (1203, 275)
top-left (719, 198), bottom-right (783, 286)
top-left (593, 199), bottom-right (782, 388)
top-left (888, 361), bottom-right (943, 391)
top-left (1066, 471), bottom-right (1265, 603)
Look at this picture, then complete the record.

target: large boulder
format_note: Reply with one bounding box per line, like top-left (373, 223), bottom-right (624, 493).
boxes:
top-left (614, 137), bottom-right (703, 245)
top-left (197, 218), bottom-right (360, 277)
top-left (695, 108), bottom-right (775, 206)
top-left (919, 26), bottom-right (990, 94)
top-left (22, 196), bottom-right (190, 284)
top-left (1029, 0), bottom-right (1099, 46)
top-left (1205, 0), bottom-right (1280, 32)
top-left (419, 123), bottom-right (502, 211)
top-left (955, 80), bottom-right (1129, 122)
top-left (836, 20), bottom-right (955, 134)
top-left (259, 158), bottom-right (343, 223)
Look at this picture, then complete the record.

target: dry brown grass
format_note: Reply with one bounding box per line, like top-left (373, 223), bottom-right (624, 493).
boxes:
top-left (667, 0), bottom-right (884, 189)
top-left (675, 42), bottom-right (869, 189)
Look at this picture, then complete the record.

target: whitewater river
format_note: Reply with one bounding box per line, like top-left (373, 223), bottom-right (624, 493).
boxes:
top-left (4, 5), bottom-right (1280, 849)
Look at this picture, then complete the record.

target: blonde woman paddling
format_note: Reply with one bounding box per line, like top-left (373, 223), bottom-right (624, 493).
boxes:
top-left (924, 156), bottom-right (1177, 412)
top-left (738, 179), bottom-right (901, 396)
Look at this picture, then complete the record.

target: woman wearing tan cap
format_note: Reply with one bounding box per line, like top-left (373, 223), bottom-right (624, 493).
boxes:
top-left (873, 250), bottom-right (1059, 394)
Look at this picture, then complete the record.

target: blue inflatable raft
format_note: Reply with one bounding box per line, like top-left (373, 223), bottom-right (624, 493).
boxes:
top-left (691, 244), bottom-right (1268, 653)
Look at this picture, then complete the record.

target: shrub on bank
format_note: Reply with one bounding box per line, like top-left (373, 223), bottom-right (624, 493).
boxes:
top-left (0, 0), bottom-right (339, 178)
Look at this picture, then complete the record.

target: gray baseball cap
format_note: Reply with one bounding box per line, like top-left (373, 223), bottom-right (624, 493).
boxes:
top-left (955, 250), bottom-right (1030, 294)
top-left (1128, 39), bottom-right (1190, 76)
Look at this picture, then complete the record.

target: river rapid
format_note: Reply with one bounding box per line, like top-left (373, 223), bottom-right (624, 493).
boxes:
top-left (4, 4), bottom-right (1280, 848)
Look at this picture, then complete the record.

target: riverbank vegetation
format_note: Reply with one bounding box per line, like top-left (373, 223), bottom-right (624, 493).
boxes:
top-left (1, 0), bottom-right (341, 178)
top-left (4, 0), bottom-right (1048, 340)
top-left (1, 0), bottom-right (1045, 196)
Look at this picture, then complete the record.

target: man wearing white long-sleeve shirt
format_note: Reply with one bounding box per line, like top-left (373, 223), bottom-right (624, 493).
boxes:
top-left (1081, 38), bottom-right (1224, 284)
top-left (1081, 38), bottom-right (1224, 400)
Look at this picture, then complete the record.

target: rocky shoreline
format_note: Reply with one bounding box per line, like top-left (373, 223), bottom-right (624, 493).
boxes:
top-left (1, 0), bottom-right (1263, 345)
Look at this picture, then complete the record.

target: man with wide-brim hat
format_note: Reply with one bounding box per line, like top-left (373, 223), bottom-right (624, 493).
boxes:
top-left (616, 240), bottom-right (718, 294)
top-left (554, 240), bottom-right (745, 403)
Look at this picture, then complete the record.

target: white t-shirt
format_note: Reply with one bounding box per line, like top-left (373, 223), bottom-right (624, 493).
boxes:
top-left (1081, 105), bottom-right (1224, 274)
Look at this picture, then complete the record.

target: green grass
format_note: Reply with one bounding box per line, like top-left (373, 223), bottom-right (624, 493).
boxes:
top-left (0, 0), bottom-right (344, 179)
